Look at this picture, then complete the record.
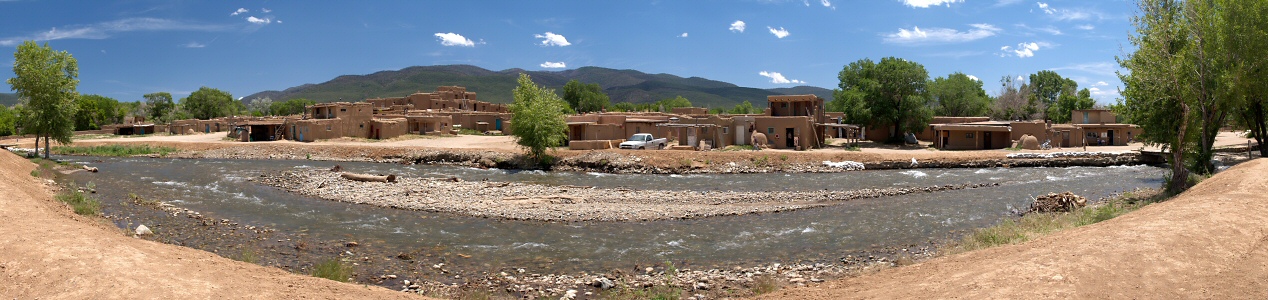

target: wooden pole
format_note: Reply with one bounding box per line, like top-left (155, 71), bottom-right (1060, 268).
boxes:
top-left (341, 172), bottom-right (397, 183)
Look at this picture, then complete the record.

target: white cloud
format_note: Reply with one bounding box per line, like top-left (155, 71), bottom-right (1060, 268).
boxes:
top-left (759, 71), bottom-right (805, 84)
top-left (967, 75), bottom-right (980, 81)
top-left (276, 20), bottom-right (282, 24)
top-left (821, 0), bottom-right (835, 9)
top-left (434, 32), bottom-right (475, 47)
top-left (729, 20), bottom-right (747, 33)
top-left (1050, 62), bottom-right (1119, 77)
top-left (994, 0), bottom-right (1023, 6)
top-left (182, 41), bottom-right (205, 48)
top-left (680, 32), bottom-right (688, 38)
top-left (768, 26), bottom-right (790, 38)
top-left (231, 8), bottom-right (248, 16)
top-left (998, 41), bottom-right (1049, 58)
top-left (1036, 2), bottom-right (1097, 21)
top-left (246, 16), bottom-right (271, 24)
top-left (902, 0), bottom-right (964, 8)
top-left (1076, 24), bottom-right (1095, 30)
top-left (883, 24), bottom-right (1000, 45)
top-left (1017, 24), bottom-right (1063, 35)
top-left (1095, 81), bottom-right (1108, 86)
top-left (534, 32), bottom-right (571, 47)
top-left (261, 8), bottom-right (272, 13)
top-left (540, 61), bottom-right (566, 68)
top-left (0, 18), bottom-right (229, 47)
top-left (1017, 75), bottom-right (1026, 81)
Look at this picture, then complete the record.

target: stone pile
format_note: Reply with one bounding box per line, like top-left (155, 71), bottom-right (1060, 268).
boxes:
top-left (1028, 191), bottom-right (1088, 213)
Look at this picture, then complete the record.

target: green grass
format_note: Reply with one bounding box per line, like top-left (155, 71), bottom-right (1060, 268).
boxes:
top-left (721, 145), bottom-right (756, 151)
top-left (946, 189), bottom-right (1165, 255)
top-left (55, 187), bottom-right (101, 216)
top-left (750, 275), bottom-right (781, 295)
top-left (233, 247), bottom-right (260, 264)
top-left (310, 258), bottom-right (352, 282)
top-left (52, 145), bottom-right (178, 157)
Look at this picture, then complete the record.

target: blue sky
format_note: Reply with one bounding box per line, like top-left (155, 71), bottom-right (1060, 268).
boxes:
top-left (1, 0), bottom-right (1135, 105)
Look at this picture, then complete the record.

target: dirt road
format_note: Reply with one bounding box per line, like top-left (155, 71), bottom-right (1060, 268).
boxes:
top-left (761, 158), bottom-right (1268, 299)
top-left (0, 151), bottom-right (426, 299)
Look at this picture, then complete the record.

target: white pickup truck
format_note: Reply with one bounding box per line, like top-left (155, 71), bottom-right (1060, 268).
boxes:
top-left (618, 133), bottom-right (667, 150)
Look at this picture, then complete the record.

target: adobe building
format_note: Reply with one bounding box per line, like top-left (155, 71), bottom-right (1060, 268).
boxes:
top-left (931, 121), bottom-right (1012, 150)
top-left (1070, 109), bottom-right (1141, 146)
top-left (755, 95), bottom-right (827, 150)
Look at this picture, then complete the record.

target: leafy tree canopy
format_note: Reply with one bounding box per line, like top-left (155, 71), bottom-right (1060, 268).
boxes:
top-left (181, 87), bottom-right (236, 120)
top-left (929, 72), bottom-right (992, 117)
top-left (509, 73), bottom-right (569, 162)
top-left (8, 41), bottom-right (78, 158)
top-left (832, 57), bottom-right (932, 142)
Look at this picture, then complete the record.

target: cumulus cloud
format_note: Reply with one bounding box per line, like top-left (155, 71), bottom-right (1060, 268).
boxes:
top-left (821, 0), bottom-right (835, 9)
top-left (434, 32), bottom-right (475, 47)
top-left (534, 32), bottom-right (571, 47)
top-left (902, 0), bottom-right (964, 8)
top-left (883, 24), bottom-right (1000, 45)
top-left (999, 41), bottom-right (1050, 58)
top-left (246, 16), bottom-right (271, 24)
top-left (679, 32), bottom-right (688, 38)
top-left (759, 71), bottom-right (805, 84)
top-left (730, 20), bottom-right (747, 33)
top-left (231, 8), bottom-right (248, 16)
top-left (182, 41), bottom-right (205, 48)
top-left (540, 61), bottom-right (566, 68)
top-left (967, 75), bottom-right (980, 81)
top-left (0, 18), bottom-right (229, 47)
top-left (768, 26), bottom-right (790, 38)
top-left (1095, 81), bottom-right (1108, 86)
top-left (261, 8), bottom-right (272, 13)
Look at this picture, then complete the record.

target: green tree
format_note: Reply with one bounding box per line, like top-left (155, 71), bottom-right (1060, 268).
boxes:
top-left (0, 105), bottom-right (16, 136)
top-left (653, 96), bottom-right (693, 112)
top-left (8, 41), bottom-right (78, 158)
top-left (561, 80), bottom-right (611, 113)
top-left (833, 57), bottom-right (932, 142)
top-left (247, 97), bottom-right (273, 116)
top-left (611, 102), bottom-right (637, 112)
top-left (1048, 88), bottom-right (1097, 124)
top-left (144, 92), bottom-right (175, 123)
top-left (1223, 0), bottom-right (1268, 157)
top-left (73, 94), bottom-right (121, 130)
top-left (728, 100), bottom-right (758, 114)
top-left (270, 98), bottom-right (316, 116)
top-left (991, 75), bottom-right (1036, 120)
top-left (509, 73), bottom-right (569, 162)
top-left (181, 87), bottom-right (236, 120)
top-left (928, 72), bottom-right (992, 117)
top-left (1118, 0), bottom-right (1192, 192)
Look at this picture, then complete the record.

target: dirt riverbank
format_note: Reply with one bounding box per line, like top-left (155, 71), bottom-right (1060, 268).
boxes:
top-left (761, 158), bottom-right (1268, 299)
top-left (47, 133), bottom-right (1147, 174)
top-left (0, 151), bottom-right (423, 299)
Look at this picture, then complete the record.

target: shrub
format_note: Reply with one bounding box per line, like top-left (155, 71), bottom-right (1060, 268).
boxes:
top-left (56, 187), bottom-right (100, 216)
top-left (311, 258), bottom-right (352, 282)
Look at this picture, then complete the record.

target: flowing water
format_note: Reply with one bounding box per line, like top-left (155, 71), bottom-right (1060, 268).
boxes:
top-left (64, 156), bottom-right (1165, 273)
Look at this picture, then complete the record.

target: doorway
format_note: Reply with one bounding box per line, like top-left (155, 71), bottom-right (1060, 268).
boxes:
top-left (983, 132), bottom-right (992, 149)
top-left (1107, 130), bottom-right (1115, 145)
top-left (785, 128), bottom-right (795, 148)
top-left (495, 119), bottom-right (503, 131)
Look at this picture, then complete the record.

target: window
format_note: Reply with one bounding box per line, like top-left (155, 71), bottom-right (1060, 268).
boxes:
top-left (341, 108), bottom-right (347, 112)
top-left (966, 133), bottom-right (975, 139)
top-left (326, 125), bottom-right (332, 131)
top-left (722, 127), bottom-right (729, 134)
top-left (359, 124), bottom-right (364, 128)
top-left (1082, 112), bottom-right (1089, 123)
top-left (781, 103), bottom-right (788, 108)
top-left (767, 127), bottom-right (775, 134)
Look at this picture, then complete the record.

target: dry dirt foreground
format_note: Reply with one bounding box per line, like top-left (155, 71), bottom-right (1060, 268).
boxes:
top-left (0, 151), bottom-right (426, 299)
top-left (761, 158), bottom-right (1268, 299)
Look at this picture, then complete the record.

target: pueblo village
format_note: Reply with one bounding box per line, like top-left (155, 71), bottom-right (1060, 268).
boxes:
top-left (1, 1), bottom-right (1267, 299)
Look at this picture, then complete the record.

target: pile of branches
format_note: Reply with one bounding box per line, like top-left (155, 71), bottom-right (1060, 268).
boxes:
top-left (1028, 191), bottom-right (1088, 213)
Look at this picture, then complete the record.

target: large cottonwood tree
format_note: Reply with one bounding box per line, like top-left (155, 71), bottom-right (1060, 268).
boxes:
top-left (928, 72), bottom-right (992, 117)
top-left (509, 73), bottom-right (569, 162)
top-left (7, 41), bottom-right (78, 158)
top-left (832, 57), bottom-right (932, 142)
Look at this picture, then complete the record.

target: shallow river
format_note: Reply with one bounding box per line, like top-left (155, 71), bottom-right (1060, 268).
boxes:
top-left (64, 156), bottom-right (1164, 273)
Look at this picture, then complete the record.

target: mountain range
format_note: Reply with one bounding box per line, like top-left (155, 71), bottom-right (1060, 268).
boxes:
top-left (241, 65), bottom-right (834, 109)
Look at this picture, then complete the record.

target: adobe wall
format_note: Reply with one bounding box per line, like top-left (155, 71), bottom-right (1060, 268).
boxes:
top-left (568, 140), bottom-right (623, 150)
top-left (370, 118), bottom-right (408, 140)
top-left (753, 117), bottom-right (818, 150)
top-left (1011, 121), bottom-right (1048, 141)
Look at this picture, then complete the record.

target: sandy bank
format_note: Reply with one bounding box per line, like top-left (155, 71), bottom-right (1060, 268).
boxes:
top-left (761, 158), bottom-right (1268, 299)
top-left (0, 151), bottom-right (425, 299)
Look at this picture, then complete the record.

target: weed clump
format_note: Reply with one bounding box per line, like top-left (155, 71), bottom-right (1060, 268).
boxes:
top-left (56, 187), bottom-right (100, 216)
top-left (310, 258), bottom-right (352, 282)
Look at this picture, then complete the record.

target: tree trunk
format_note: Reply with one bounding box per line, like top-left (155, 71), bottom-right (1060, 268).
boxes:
top-left (43, 135), bottom-right (50, 159)
top-left (32, 134), bottom-right (39, 157)
top-left (340, 172), bottom-right (397, 183)
top-left (1169, 104), bottom-right (1191, 193)
top-left (1253, 101), bottom-right (1267, 158)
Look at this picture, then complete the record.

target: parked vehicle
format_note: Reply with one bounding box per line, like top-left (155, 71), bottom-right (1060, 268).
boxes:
top-left (618, 133), bottom-right (667, 150)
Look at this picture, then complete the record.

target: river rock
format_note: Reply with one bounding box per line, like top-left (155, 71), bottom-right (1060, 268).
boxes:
top-left (593, 277), bottom-right (615, 289)
top-left (135, 224), bottom-right (153, 235)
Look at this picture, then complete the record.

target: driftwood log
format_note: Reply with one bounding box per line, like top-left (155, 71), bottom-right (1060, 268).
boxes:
top-left (341, 172), bottom-right (397, 183)
top-left (82, 165), bottom-right (98, 173)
